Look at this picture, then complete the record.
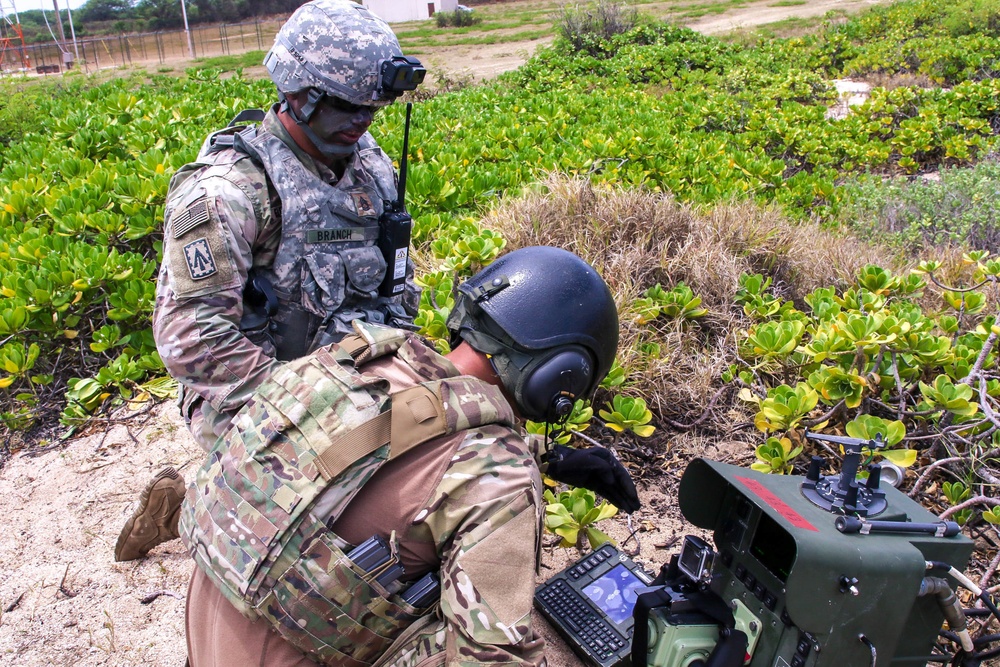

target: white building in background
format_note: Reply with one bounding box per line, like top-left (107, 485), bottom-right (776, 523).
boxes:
top-left (360, 0), bottom-right (458, 23)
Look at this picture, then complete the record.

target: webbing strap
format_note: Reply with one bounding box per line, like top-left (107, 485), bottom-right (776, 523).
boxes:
top-left (336, 334), bottom-right (371, 363)
top-left (228, 108), bottom-right (266, 126)
top-left (313, 384), bottom-right (447, 482)
top-left (314, 409), bottom-right (392, 482)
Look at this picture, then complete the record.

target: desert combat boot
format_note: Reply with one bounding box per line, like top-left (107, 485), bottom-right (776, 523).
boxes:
top-left (114, 467), bottom-right (186, 561)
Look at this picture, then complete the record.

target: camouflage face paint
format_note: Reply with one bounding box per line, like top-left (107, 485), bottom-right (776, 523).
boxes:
top-left (308, 96), bottom-right (377, 143)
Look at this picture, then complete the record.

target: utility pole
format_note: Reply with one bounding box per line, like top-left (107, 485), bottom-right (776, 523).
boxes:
top-left (65, 2), bottom-right (79, 61)
top-left (180, 0), bottom-right (194, 59)
top-left (51, 0), bottom-right (65, 44)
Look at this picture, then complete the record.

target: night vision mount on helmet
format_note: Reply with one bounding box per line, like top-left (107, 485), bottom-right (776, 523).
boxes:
top-left (447, 246), bottom-right (619, 423)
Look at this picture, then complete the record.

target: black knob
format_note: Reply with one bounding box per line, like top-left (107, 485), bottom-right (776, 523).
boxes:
top-left (865, 464), bottom-right (882, 491)
top-left (836, 516), bottom-right (864, 533)
top-left (845, 483), bottom-right (859, 508)
top-left (807, 456), bottom-right (822, 482)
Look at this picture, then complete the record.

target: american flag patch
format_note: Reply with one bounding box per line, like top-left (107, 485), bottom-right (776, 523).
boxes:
top-left (172, 199), bottom-right (211, 239)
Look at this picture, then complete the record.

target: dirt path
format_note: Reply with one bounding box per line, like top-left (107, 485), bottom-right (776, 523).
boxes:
top-left (686, 0), bottom-right (886, 35)
top-left (0, 2), bottom-right (888, 665)
top-left (420, 0), bottom-right (890, 82)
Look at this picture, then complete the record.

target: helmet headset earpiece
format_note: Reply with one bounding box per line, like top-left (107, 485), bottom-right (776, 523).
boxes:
top-left (496, 346), bottom-right (596, 421)
top-left (447, 246), bottom-right (619, 423)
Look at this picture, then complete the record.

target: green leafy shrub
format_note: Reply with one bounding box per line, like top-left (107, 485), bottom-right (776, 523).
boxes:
top-left (752, 436), bottom-right (802, 474)
top-left (435, 7), bottom-right (481, 28)
top-left (0, 72), bottom-right (275, 435)
top-left (526, 400), bottom-right (594, 446)
top-left (943, 481), bottom-right (973, 525)
top-left (599, 395), bottom-right (655, 438)
top-left (5, 0), bottom-right (1000, 468)
top-left (839, 160), bottom-right (1000, 252)
top-left (558, 0), bottom-right (639, 57)
top-left (544, 486), bottom-right (618, 551)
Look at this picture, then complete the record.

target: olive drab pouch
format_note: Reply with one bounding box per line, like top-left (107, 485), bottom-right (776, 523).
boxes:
top-left (178, 320), bottom-right (515, 665)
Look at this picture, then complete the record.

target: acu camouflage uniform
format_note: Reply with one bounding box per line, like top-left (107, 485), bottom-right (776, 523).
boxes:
top-left (154, 109), bottom-right (419, 450)
top-left (181, 321), bottom-right (546, 666)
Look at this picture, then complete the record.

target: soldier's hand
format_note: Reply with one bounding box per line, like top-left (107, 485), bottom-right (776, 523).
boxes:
top-left (545, 445), bottom-right (641, 513)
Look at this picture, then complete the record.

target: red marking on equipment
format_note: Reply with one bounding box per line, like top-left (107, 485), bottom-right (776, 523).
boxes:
top-left (736, 476), bottom-right (818, 532)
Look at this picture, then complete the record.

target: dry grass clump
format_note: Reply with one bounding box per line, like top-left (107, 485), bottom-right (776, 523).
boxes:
top-left (481, 174), bottom-right (899, 443)
top-left (859, 71), bottom-right (937, 91)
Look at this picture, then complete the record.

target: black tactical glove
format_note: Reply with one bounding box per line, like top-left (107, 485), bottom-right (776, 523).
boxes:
top-left (546, 445), bottom-right (641, 513)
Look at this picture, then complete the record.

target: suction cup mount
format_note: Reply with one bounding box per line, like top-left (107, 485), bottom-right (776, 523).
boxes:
top-left (801, 431), bottom-right (888, 517)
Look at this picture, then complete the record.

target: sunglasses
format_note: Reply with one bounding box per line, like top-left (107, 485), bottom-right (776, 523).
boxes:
top-left (322, 95), bottom-right (380, 118)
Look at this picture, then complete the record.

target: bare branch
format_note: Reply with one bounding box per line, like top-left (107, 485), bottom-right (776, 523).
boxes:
top-left (939, 495), bottom-right (1000, 520)
top-left (911, 456), bottom-right (967, 497)
top-left (925, 272), bottom-right (992, 294)
top-left (660, 384), bottom-right (733, 431)
top-left (961, 327), bottom-right (999, 386)
top-left (802, 400), bottom-right (845, 428)
top-left (140, 590), bottom-right (184, 605)
top-left (891, 351), bottom-right (905, 422)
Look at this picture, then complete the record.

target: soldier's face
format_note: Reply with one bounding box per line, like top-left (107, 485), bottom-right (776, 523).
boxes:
top-left (308, 96), bottom-right (378, 146)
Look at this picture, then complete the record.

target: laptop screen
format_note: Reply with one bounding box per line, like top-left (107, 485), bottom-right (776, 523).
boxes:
top-left (581, 563), bottom-right (644, 624)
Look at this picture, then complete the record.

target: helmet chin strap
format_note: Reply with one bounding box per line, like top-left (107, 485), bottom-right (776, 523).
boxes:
top-left (279, 93), bottom-right (357, 159)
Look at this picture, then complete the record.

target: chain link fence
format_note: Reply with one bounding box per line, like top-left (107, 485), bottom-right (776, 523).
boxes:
top-left (1, 16), bottom-right (286, 75)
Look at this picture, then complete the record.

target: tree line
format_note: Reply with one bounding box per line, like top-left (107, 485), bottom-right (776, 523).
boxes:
top-left (5, 0), bottom-right (308, 42)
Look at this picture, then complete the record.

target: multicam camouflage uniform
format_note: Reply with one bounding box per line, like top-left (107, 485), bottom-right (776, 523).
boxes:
top-left (154, 109), bottom-right (419, 450)
top-left (181, 322), bottom-right (546, 666)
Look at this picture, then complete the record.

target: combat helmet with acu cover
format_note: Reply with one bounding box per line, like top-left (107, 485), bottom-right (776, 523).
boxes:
top-left (263, 0), bottom-right (413, 157)
top-left (264, 0), bottom-right (403, 107)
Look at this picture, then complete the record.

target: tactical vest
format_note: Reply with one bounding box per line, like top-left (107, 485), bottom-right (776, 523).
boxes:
top-left (178, 322), bottom-right (516, 666)
top-left (187, 112), bottom-right (400, 361)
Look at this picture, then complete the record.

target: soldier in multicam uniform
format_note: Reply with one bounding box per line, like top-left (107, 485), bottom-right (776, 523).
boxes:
top-left (179, 246), bottom-right (641, 666)
top-left (115, 0), bottom-right (427, 562)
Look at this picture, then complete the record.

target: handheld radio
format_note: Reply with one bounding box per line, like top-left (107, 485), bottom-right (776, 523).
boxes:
top-left (378, 102), bottom-right (413, 298)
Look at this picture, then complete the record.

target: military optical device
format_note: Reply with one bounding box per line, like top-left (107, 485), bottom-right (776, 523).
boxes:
top-left (540, 432), bottom-right (986, 667)
top-left (378, 56), bottom-right (426, 97)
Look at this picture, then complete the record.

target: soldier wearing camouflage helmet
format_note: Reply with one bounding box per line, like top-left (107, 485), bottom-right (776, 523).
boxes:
top-left (179, 246), bottom-right (641, 666)
top-left (115, 0), bottom-right (426, 563)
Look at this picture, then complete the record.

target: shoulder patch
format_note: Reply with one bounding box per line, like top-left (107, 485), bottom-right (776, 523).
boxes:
top-left (163, 195), bottom-right (241, 299)
top-left (172, 197), bottom-right (212, 239)
top-left (183, 238), bottom-right (219, 280)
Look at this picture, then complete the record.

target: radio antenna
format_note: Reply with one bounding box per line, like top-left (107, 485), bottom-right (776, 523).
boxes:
top-left (396, 102), bottom-right (412, 211)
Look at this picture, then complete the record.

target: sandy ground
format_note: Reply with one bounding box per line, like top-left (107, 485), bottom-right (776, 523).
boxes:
top-left (417, 0), bottom-right (891, 82)
top-left (0, 399), bottom-right (694, 666)
top-left (0, 2), bottom-right (892, 665)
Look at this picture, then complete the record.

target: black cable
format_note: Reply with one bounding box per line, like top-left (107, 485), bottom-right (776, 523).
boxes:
top-left (963, 608), bottom-right (993, 618)
top-left (972, 643), bottom-right (1000, 660)
top-left (940, 629), bottom-right (960, 643)
top-left (859, 634), bottom-right (877, 667)
top-left (973, 633), bottom-right (1000, 647)
top-left (979, 591), bottom-right (1000, 625)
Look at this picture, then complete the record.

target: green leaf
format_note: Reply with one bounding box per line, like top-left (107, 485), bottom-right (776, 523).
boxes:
top-left (880, 448), bottom-right (918, 468)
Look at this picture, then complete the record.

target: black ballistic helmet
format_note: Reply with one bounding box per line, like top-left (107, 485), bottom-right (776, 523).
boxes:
top-left (447, 246), bottom-right (619, 421)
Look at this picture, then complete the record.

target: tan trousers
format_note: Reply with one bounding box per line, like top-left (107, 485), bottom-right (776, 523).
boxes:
top-left (186, 566), bottom-right (318, 667)
top-left (185, 567), bottom-right (447, 667)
